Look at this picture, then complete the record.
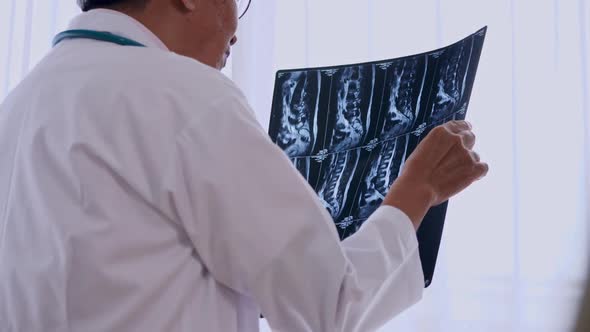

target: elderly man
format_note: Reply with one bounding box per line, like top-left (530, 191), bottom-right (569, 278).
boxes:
top-left (0, 0), bottom-right (488, 331)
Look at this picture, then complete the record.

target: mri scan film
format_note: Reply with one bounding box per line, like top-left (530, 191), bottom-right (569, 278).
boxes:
top-left (269, 27), bottom-right (487, 287)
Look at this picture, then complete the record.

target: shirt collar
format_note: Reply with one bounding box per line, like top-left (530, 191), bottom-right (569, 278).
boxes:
top-left (66, 9), bottom-right (169, 51)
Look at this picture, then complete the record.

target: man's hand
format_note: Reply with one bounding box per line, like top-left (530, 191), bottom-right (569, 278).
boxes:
top-left (383, 120), bottom-right (489, 230)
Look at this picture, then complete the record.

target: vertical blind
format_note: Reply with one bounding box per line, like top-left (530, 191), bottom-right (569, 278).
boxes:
top-left (0, 0), bottom-right (79, 98)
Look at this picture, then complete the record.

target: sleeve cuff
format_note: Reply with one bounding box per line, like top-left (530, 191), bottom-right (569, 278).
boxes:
top-left (369, 205), bottom-right (420, 254)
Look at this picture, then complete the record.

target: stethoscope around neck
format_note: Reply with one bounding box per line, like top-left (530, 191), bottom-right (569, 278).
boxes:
top-left (52, 29), bottom-right (146, 48)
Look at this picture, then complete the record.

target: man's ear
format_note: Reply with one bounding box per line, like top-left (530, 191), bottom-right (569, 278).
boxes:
top-left (179, 0), bottom-right (198, 11)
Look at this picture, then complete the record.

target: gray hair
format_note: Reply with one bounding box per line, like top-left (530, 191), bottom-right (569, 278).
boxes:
top-left (77, 0), bottom-right (149, 12)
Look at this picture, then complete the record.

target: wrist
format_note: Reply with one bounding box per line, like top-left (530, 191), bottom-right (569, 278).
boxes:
top-left (383, 176), bottom-right (436, 230)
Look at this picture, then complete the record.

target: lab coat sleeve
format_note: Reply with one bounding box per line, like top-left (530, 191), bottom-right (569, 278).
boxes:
top-left (166, 92), bottom-right (424, 332)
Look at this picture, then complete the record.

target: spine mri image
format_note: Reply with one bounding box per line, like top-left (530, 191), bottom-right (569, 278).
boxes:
top-left (269, 28), bottom-right (487, 286)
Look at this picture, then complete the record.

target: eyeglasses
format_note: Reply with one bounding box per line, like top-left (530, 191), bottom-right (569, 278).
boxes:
top-left (237, 0), bottom-right (252, 19)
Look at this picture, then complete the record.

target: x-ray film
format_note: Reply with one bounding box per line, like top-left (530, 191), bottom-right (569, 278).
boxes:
top-left (268, 27), bottom-right (487, 287)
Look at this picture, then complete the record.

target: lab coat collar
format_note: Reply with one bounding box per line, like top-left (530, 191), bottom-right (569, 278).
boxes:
top-left (67, 9), bottom-right (169, 51)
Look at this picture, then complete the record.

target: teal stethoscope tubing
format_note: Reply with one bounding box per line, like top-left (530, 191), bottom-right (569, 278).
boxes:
top-left (52, 29), bottom-right (146, 47)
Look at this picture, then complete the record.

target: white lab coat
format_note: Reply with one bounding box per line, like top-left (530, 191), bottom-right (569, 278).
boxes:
top-left (0, 9), bottom-right (423, 332)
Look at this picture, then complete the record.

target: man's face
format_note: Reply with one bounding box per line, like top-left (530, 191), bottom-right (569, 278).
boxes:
top-left (179, 0), bottom-right (239, 69)
top-left (210, 0), bottom-right (239, 69)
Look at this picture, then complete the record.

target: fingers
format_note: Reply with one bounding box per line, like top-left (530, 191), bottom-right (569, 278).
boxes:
top-left (415, 121), bottom-right (477, 169)
top-left (460, 131), bottom-right (486, 180)
top-left (443, 120), bottom-right (472, 134)
top-left (460, 130), bottom-right (476, 150)
top-left (405, 120), bottom-right (489, 205)
top-left (439, 161), bottom-right (489, 199)
top-left (442, 144), bottom-right (482, 171)
top-left (457, 153), bottom-right (489, 182)
top-left (433, 121), bottom-right (477, 148)
top-left (473, 161), bottom-right (489, 180)
top-left (442, 120), bottom-right (477, 149)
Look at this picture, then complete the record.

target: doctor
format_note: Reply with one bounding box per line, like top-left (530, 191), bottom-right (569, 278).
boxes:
top-left (0, 0), bottom-right (488, 331)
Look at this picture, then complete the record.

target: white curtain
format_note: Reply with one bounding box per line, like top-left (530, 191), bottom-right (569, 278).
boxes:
top-left (0, 0), bottom-right (80, 98)
top-left (232, 1), bottom-right (590, 332)
top-left (1, 1), bottom-right (588, 331)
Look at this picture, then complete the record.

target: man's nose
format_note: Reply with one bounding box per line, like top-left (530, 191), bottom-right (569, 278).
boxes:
top-left (230, 36), bottom-right (238, 46)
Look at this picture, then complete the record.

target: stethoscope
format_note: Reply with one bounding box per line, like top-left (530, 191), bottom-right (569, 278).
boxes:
top-left (53, 29), bottom-right (146, 48)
